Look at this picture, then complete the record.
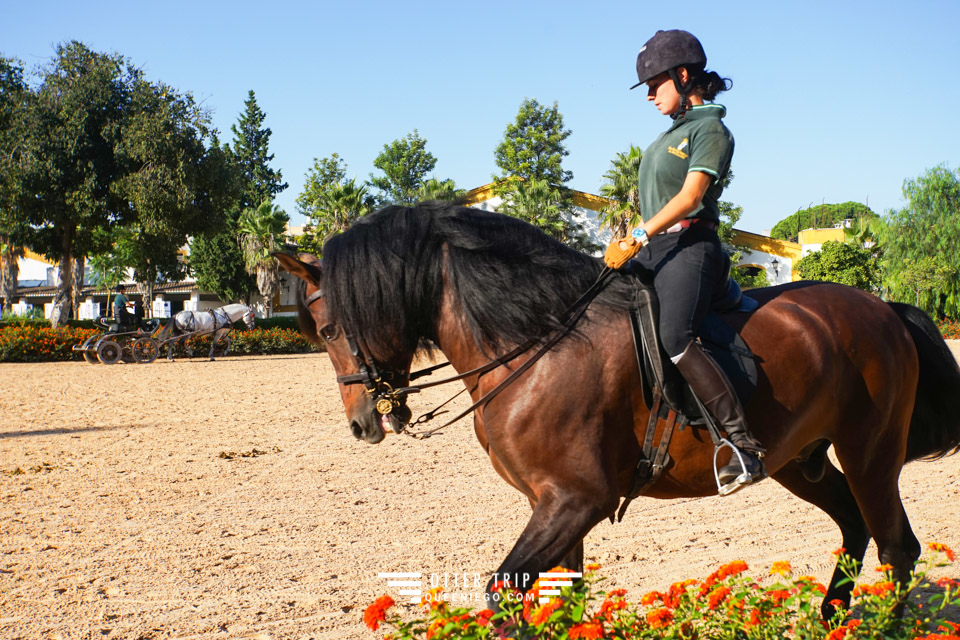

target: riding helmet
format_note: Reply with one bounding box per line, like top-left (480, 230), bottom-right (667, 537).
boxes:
top-left (630, 29), bottom-right (706, 89)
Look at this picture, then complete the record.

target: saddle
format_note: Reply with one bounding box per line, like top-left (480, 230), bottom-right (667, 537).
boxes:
top-left (616, 256), bottom-right (759, 519)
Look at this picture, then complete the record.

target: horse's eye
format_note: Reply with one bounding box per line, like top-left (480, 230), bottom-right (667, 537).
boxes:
top-left (319, 324), bottom-right (339, 341)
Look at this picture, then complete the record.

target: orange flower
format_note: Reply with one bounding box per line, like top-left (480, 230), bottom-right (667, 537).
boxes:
top-left (426, 616), bottom-right (447, 639)
top-left (875, 563), bottom-right (893, 573)
top-left (363, 594), bottom-right (395, 631)
top-left (646, 607), bottom-right (674, 629)
top-left (707, 585), bottom-right (731, 610)
top-left (607, 588), bottom-right (627, 598)
top-left (853, 581), bottom-right (896, 597)
top-left (718, 560), bottom-right (749, 579)
top-left (929, 542), bottom-right (957, 562)
top-left (770, 561), bottom-right (792, 576)
top-left (529, 598), bottom-right (563, 626)
top-left (421, 586), bottom-right (445, 609)
top-left (569, 621), bottom-right (605, 639)
top-left (766, 589), bottom-right (792, 606)
top-left (585, 563), bottom-right (602, 572)
top-left (597, 597), bottom-right (628, 621)
top-left (832, 547), bottom-right (847, 557)
top-left (744, 608), bottom-right (764, 630)
top-left (640, 590), bottom-right (664, 606)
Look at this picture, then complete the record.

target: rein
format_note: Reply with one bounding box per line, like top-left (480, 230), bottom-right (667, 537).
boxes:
top-left (305, 266), bottom-right (614, 438)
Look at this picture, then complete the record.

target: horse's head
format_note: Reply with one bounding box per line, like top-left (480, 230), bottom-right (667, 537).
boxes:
top-left (274, 252), bottom-right (414, 444)
top-left (242, 308), bottom-right (256, 330)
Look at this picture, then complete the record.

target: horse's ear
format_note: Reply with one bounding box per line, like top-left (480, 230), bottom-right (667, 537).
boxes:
top-left (273, 252), bottom-right (323, 286)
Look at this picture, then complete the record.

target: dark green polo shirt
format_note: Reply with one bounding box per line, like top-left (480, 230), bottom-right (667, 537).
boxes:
top-left (637, 104), bottom-right (734, 223)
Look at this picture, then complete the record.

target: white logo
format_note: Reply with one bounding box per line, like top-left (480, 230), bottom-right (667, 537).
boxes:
top-left (375, 570), bottom-right (583, 605)
top-left (536, 572), bottom-right (582, 603)
top-left (377, 572), bottom-right (422, 603)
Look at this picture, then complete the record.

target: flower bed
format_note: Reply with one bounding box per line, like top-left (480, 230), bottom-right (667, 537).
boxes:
top-left (939, 319), bottom-right (960, 340)
top-left (0, 323), bottom-right (321, 363)
top-left (364, 546), bottom-right (959, 639)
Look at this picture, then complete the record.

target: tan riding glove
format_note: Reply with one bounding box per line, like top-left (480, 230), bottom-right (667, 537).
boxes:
top-left (603, 239), bottom-right (640, 269)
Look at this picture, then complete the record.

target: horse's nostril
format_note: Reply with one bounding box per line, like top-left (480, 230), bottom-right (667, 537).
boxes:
top-left (350, 421), bottom-right (363, 439)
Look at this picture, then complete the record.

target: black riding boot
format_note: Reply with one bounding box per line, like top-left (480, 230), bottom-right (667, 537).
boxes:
top-left (674, 341), bottom-right (766, 494)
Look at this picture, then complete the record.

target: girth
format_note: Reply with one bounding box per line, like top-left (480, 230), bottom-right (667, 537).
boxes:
top-left (616, 275), bottom-right (759, 518)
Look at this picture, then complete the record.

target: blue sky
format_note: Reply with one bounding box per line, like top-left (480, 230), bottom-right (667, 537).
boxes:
top-left (4, 0), bottom-right (959, 233)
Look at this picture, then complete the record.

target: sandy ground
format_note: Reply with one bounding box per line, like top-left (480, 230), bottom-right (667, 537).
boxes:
top-left (1, 350), bottom-right (959, 640)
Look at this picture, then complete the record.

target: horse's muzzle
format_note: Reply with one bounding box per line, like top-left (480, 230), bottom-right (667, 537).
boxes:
top-left (349, 404), bottom-right (412, 444)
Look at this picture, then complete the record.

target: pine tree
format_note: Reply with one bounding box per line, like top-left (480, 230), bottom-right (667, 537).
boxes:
top-left (230, 90), bottom-right (288, 209)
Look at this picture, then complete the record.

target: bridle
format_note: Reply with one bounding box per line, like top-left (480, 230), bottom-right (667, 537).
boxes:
top-left (303, 266), bottom-right (613, 438)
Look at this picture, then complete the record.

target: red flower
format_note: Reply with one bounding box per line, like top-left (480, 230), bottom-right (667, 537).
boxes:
top-left (640, 590), bottom-right (664, 606)
top-left (569, 621), bottom-right (605, 639)
top-left (363, 595), bottom-right (394, 631)
top-left (475, 609), bottom-right (494, 627)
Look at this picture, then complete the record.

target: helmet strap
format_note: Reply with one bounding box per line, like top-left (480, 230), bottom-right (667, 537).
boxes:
top-left (668, 67), bottom-right (692, 121)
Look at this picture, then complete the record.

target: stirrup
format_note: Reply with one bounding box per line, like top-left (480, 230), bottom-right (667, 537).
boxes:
top-left (713, 438), bottom-right (753, 496)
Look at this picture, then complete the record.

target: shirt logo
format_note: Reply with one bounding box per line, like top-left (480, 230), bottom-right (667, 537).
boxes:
top-left (668, 138), bottom-right (689, 159)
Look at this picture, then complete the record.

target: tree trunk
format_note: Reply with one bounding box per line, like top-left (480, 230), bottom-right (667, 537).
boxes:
top-left (51, 230), bottom-right (75, 328)
top-left (72, 255), bottom-right (85, 317)
top-left (0, 241), bottom-right (21, 314)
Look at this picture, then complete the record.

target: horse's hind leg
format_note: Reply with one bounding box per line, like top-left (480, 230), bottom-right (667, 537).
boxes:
top-left (833, 427), bottom-right (921, 595)
top-left (773, 459), bottom-right (870, 619)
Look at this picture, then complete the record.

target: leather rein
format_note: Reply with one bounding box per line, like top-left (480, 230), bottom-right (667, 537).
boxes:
top-left (303, 266), bottom-right (613, 439)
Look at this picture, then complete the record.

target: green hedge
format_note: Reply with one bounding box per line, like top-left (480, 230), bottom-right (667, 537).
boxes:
top-left (0, 322), bottom-right (322, 363)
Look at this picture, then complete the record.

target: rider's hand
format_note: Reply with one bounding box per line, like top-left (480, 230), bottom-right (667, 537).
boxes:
top-left (603, 238), bottom-right (641, 269)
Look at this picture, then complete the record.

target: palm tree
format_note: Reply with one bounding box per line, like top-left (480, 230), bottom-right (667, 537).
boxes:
top-left (237, 200), bottom-right (289, 316)
top-left (414, 178), bottom-right (465, 203)
top-left (498, 178), bottom-right (568, 240)
top-left (599, 146), bottom-right (643, 238)
top-left (314, 179), bottom-right (372, 242)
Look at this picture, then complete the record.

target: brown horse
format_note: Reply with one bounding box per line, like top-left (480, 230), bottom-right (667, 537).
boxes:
top-left (275, 202), bottom-right (960, 618)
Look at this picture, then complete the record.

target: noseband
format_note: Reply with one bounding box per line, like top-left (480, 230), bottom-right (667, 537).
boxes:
top-left (302, 288), bottom-right (431, 417)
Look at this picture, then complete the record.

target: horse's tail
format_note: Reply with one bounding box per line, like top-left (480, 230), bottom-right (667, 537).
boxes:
top-left (889, 302), bottom-right (960, 462)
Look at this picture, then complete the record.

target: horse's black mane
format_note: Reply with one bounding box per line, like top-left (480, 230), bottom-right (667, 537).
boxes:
top-left (321, 202), bottom-right (635, 360)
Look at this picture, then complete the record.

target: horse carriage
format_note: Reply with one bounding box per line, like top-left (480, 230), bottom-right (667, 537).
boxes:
top-left (74, 304), bottom-right (255, 364)
top-left (72, 316), bottom-right (163, 365)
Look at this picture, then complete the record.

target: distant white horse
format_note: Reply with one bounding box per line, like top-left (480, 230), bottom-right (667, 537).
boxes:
top-left (156, 303), bottom-right (255, 361)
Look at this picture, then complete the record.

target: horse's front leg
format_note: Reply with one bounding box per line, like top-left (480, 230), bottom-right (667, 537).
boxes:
top-left (485, 489), bottom-right (616, 615)
top-left (525, 497), bottom-right (584, 573)
top-left (208, 330), bottom-right (223, 361)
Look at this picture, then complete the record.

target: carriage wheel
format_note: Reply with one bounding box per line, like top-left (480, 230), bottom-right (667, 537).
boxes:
top-left (79, 336), bottom-right (100, 364)
top-left (96, 340), bottom-right (123, 365)
top-left (132, 337), bottom-right (159, 364)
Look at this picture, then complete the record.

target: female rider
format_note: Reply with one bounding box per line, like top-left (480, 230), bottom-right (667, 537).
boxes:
top-left (603, 29), bottom-right (765, 494)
